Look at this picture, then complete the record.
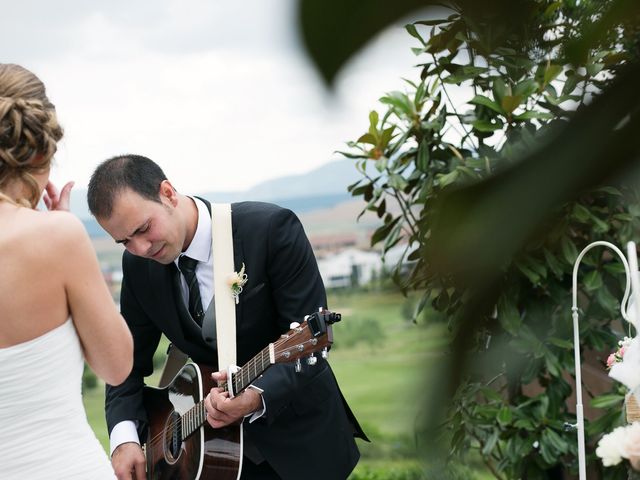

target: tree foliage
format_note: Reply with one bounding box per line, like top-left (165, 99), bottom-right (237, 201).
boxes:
top-left (339, 1), bottom-right (640, 477)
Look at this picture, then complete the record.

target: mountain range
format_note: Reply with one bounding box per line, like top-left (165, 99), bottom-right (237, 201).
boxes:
top-left (73, 159), bottom-right (370, 237)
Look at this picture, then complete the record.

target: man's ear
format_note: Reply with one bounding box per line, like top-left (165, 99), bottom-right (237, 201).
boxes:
top-left (159, 180), bottom-right (178, 207)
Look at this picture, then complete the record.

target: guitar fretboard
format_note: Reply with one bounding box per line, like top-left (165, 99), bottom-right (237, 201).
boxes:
top-left (229, 346), bottom-right (272, 394)
top-left (180, 345), bottom-right (272, 440)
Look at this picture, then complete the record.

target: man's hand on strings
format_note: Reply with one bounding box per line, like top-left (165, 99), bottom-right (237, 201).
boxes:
top-left (204, 370), bottom-right (262, 428)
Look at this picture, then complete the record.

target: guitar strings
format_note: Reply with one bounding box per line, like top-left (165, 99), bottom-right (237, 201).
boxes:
top-left (144, 330), bottom-right (320, 450)
top-left (145, 338), bottom-right (288, 450)
top-left (144, 338), bottom-right (300, 449)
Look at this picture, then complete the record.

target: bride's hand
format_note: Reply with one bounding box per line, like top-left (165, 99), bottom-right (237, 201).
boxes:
top-left (43, 180), bottom-right (74, 211)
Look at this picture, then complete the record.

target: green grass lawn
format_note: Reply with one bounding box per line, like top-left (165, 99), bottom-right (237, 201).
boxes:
top-left (327, 290), bottom-right (443, 437)
top-left (84, 384), bottom-right (110, 449)
top-left (82, 289), bottom-right (491, 479)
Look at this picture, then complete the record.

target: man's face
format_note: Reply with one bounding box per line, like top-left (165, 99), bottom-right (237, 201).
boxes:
top-left (97, 186), bottom-right (186, 265)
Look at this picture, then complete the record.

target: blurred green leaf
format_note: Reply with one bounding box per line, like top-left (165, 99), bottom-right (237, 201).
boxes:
top-left (514, 79), bottom-right (538, 98)
top-left (469, 94), bottom-right (504, 114)
top-left (405, 23), bottom-right (425, 45)
top-left (561, 237), bottom-right (579, 265)
top-left (388, 173), bottom-right (408, 189)
top-left (501, 95), bottom-right (523, 114)
top-left (583, 270), bottom-right (603, 292)
top-left (417, 140), bottom-right (430, 172)
top-left (357, 133), bottom-right (377, 145)
top-left (513, 111), bottom-right (555, 121)
top-left (497, 295), bottom-right (522, 334)
top-left (590, 393), bottom-right (624, 409)
top-left (472, 119), bottom-right (504, 132)
top-left (370, 216), bottom-right (402, 246)
top-left (437, 170), bottom-right (459, 187)
top-left (497, 406), bottom-right (513, 425)
top-left (543, 65), bottom-right (563, 86)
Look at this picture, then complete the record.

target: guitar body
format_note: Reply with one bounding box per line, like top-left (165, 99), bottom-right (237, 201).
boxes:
top-left (141, 310), bottom-right (341, 480)
top-left (143, 363), bottom-right (242, 480)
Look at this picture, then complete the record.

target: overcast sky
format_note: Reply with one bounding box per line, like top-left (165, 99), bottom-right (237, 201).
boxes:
top-left (1, 0), bottom-right (421, 194)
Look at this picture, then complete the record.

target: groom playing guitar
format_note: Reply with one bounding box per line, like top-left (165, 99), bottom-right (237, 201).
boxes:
top-left (87, 155), bottom-right (367, 480)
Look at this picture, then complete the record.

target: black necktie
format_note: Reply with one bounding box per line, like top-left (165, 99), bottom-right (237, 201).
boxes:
top-left (178, 255), bottom-right (204, 324)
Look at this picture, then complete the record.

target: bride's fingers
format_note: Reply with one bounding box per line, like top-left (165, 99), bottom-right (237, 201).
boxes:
top-left (43, 180), bottom-right (74, 211)
top-left (45, 181), bottom-right (59, 203)
top-left (56, 181), bottom-right (74, 211)
top-left (42, 193), bottom-right (52, 210)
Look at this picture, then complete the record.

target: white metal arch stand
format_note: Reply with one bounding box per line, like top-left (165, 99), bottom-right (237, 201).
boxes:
top-left (571, 241), bottom-right (634, 480)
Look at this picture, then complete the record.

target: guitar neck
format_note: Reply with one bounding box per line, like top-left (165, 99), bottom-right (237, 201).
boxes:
top-left (181, 345), bottom-right (273, 440)
top-left (221, 344), bottom-right (273, 395)
top-left (179, 312), bottom-right (337, 440)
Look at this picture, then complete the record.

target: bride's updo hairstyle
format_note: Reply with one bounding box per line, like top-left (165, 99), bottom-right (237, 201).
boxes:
top-left (0, 64), bottom-right (63, 207)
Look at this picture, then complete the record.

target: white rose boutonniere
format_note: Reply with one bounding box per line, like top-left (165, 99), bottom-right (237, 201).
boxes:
top-left (227, 263), bottom-right (248, 304)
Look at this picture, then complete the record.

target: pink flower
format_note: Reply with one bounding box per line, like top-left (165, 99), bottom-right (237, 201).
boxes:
top-left (607, 353), bottom-right (617, 369)
top-left (620, 346), bottom-right (627, 358)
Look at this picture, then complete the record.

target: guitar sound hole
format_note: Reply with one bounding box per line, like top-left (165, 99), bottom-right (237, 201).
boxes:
top-left (163, 411), bottom-right (183, 463)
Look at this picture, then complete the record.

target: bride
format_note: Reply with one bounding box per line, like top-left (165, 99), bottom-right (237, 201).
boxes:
top-left (0, 64), bottom-right (133, 479)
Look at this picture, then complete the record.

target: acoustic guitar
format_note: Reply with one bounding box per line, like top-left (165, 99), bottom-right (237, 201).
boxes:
top-left (142, 309), bottom-right (341, 480)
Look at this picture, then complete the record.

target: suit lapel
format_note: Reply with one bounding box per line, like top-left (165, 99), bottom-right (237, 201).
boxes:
top-left (147, 260), bottom-right (186, 343)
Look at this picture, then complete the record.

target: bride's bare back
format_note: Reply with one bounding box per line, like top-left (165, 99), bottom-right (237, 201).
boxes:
top-left (0, 202), bottom-right (133, 386)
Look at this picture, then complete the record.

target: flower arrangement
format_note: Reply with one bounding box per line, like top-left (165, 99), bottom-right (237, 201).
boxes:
top-left (607, 337), bottom-right (633, 369)
top-left (596, 422), bottom-right (640, 471)
top-left (227, 263), bottom-right (248, 304)
top-left (597, 334), bottom-right (640, 476)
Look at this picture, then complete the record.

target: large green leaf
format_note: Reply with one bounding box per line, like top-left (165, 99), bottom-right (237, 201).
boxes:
top-left (298, 0), bottom-right (546, 85)
top-left (298, 0), bottom-right (436, 85)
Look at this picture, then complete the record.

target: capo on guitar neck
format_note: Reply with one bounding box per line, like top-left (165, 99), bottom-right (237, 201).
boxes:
top-left (306, 309), bottom-right (341, 338)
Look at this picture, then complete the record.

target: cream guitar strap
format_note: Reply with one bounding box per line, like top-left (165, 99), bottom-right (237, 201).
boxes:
top-left (158, 202), bottom-right (238, 388)
top-left (211, 203), bottom-right (238, 371)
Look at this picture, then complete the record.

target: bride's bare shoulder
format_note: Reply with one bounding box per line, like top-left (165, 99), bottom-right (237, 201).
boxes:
top-left (1, 207), bottom-right (89, 249)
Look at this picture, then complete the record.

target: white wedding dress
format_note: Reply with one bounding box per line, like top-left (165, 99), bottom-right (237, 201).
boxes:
top-left (0, 319), bottom-right (116, 479)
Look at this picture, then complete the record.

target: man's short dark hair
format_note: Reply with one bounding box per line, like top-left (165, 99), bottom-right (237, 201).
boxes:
top-left (87, 154), bottom-right (168, 219)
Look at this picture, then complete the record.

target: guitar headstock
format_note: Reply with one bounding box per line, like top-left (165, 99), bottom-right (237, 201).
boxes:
top-left (272, 309), bottom-right (341, 367)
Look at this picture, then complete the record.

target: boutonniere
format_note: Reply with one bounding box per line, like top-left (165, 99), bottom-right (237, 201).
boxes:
top-left (227, 263), bottom-right (248, 304)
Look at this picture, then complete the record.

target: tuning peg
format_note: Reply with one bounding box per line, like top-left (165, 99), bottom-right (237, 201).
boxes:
top-left (306, 354), bottom-right (317, 366)
top-left (295, 358), bottom-right (302, 373)
top-left (289, 321), bottom-right (300, 329)
top-left (321, 347), bottom-right (328, 359)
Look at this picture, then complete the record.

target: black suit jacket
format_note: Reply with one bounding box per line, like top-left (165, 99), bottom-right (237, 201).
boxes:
top-left (106, 201), bottom-right (366, 480)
